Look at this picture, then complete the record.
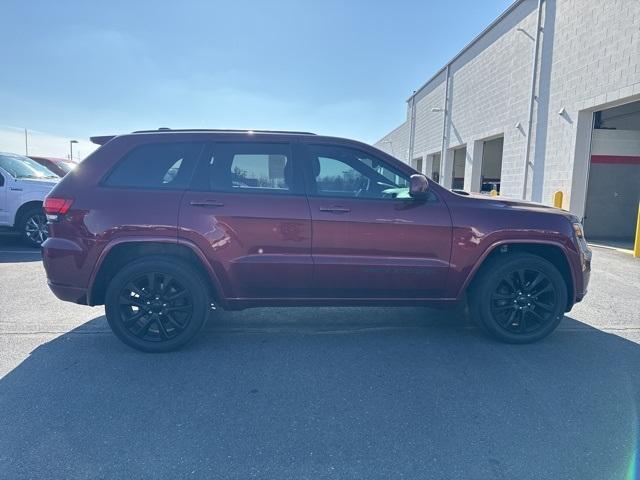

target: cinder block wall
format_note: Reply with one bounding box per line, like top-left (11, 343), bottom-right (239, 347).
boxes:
top-left (376, 121), bottom-right (410, 162)
top-left (375, 0), bottom-right (640, 214)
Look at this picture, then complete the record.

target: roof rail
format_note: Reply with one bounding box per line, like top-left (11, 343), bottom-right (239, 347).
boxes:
top-left (131, 128), bottom-right (317, 135)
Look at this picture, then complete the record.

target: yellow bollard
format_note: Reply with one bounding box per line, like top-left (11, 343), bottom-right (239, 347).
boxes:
top-left (553, 190), bottom-right (563, 209)
top-left (634, 202), bottom-right (640, 258)
top-left (490, 189), bottom-right (498, 197)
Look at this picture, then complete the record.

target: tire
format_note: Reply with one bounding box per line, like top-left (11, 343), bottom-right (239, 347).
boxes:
top-left (105, 256), bottom-right (210, 352)
top-left (469, 253), bottom-right (567, 344)
top-left (19, 205), bottom-right (48, 248)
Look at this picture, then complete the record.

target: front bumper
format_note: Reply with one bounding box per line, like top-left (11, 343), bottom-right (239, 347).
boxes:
top-left (47, 281), bottom-right (88, 304)
top-left (574, 244), bottom-right (592, 303)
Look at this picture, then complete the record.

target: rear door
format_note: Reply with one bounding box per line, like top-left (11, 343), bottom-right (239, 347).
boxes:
top-left (95, 141), bottom-right (204, 242)
top-left (303, 142), bottom-right (452, 299)
top-left (179, 140), bottom-right (312, 299)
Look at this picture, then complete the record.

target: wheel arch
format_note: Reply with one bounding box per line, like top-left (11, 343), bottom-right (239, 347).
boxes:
top-left (88, 239), bottom-right (225, 307)
top-left (14, 200), bottom-right (44, 227)
top-left (464, 241), bottom-right (575, 311)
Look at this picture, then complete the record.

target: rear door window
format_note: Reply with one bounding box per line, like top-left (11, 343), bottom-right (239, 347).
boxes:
top-left (191, 142), bottom-right (302, 195)
top-left (104, 142), bottom-right (203, 189)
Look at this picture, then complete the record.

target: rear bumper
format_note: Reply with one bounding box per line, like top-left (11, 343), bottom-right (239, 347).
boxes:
top-left (42, 237), bottom-right (90, 304)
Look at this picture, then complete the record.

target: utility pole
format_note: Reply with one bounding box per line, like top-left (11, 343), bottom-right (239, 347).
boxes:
top-left (24, 128), bottom-right (28, 156)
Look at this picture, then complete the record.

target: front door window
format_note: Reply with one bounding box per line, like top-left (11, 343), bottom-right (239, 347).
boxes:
top-left (308, 145), bottom-right (411, 200)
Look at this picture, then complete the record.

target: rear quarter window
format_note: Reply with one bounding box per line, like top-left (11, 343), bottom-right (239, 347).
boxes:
top-left (103, 142), bottom-right (203, 189)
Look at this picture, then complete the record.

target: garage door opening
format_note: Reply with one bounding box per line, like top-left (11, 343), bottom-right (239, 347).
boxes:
top-left (411, 157), bottom-right (423, 174)
top-left (452, 147), bottom-right (466, 190)
top-left (480, 137), bottom-right (503, 194)
top-left (583, 100), bottom-right (640, 248)
top-left (429, 152), bottom-right (441, 183)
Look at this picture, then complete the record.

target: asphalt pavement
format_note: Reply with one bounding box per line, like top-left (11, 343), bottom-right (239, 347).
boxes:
top-left (0, 234), bottom-right (639, 480)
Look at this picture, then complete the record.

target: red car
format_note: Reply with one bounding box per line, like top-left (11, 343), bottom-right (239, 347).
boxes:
top-left (41, 129), bottom-right (592, 352)
top-left (29, 156), bottom-right (77, 177)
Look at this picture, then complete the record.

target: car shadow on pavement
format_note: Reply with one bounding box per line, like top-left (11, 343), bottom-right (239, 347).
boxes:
top-left (0, 308), bottom-right (638, 480)
top-left (0, 235), bottom-right (41, 263)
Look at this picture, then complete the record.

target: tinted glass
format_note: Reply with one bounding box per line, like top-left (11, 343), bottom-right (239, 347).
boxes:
top-left (308, 145), bottom-right (411, 199)
top-left (195, 143), bottom-right (299, 195)
top-left (231, 154), bottom-right (288, 190)
top-left (104, 143), bottom-right (203, 189)
top-left (316, 157), bottom-right (367, 194)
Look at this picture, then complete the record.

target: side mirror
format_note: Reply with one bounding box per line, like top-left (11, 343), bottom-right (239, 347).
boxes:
top-left (409, 174), bottom-right (429, 198)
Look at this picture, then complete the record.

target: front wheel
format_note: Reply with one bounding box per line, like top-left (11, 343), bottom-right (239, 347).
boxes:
top-left (105, 256), bottom-right (210, 352)
top-left (469, 253), bottom-right (567, 344)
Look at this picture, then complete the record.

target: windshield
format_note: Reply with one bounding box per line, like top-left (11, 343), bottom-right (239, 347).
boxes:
top-left (0, 153), bottom-right (59, 179)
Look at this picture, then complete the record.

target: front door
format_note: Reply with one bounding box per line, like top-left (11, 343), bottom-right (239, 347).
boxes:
top-left (179, 141), bottom-right (312, 299)
top-left (0, 170), bottom-right (7, 225)
top-left (303, 143), bottom-right (452, 299)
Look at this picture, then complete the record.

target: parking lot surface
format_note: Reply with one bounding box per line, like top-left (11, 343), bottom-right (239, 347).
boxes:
top-left (0, 235), bottom-right (639, 480)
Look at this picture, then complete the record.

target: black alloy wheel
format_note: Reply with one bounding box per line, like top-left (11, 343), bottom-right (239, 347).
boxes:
top-left (105, 257), bottom-right (210, 352)
top-left (489, 267), bottom-right (558, 335)
top-left (470, 253), bottom-right (567, 344)
top-left (118, 272), bottom-right (194, 342)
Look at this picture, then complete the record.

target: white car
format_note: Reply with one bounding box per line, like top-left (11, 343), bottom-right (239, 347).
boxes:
top-left (0, 152), bottom-right (59, 247)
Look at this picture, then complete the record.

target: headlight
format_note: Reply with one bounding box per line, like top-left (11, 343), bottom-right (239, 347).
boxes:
top-left (572, 222), bottom-right (591, 266)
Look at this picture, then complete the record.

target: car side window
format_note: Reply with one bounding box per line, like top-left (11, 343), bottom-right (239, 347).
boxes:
top-left (192, 142), bottom-right (301, 195)
top-left (315, 156), bottom-right (366, 195)
top-left (0, 172), bottom-right (4, 187)
top-left (103, 142), bottom-right (203, 189)
top-left (307, 144), bottom-right (413, 200)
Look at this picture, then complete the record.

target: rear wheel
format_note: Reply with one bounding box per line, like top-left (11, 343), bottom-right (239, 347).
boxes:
top-left (19, 206), bottom-right (48, 248)
top-left (105, 256), bottom-right (209, 352)
top-left (469, 253), bottom-right (567, 344)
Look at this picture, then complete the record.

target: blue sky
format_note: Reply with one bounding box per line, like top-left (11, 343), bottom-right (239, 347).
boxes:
top-left (1, 0), bottom-right (512, 150)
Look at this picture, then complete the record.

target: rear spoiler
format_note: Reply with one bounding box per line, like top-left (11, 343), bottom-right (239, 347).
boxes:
top-left (90, 135), bottom-right (116, 145)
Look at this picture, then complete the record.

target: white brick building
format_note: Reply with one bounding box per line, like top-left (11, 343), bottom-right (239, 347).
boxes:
top-left (375, 0), bottom-right (640, 242)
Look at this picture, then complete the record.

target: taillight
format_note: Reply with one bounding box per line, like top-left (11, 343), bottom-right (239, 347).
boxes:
top-left (44, 197), bottom-right (73, 220)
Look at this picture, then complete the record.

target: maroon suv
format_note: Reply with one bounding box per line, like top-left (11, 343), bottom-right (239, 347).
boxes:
top-left (42, 129), bottom-right (591, 352)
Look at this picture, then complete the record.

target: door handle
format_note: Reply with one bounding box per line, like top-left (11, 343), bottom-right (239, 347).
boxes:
top-left (319, 206), bottom-right (351, 214)
top-left (189, 200), bottom-right (225, 208)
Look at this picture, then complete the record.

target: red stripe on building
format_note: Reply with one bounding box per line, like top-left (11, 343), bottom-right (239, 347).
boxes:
top-left (591, 155), bottom-right (640, 165)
